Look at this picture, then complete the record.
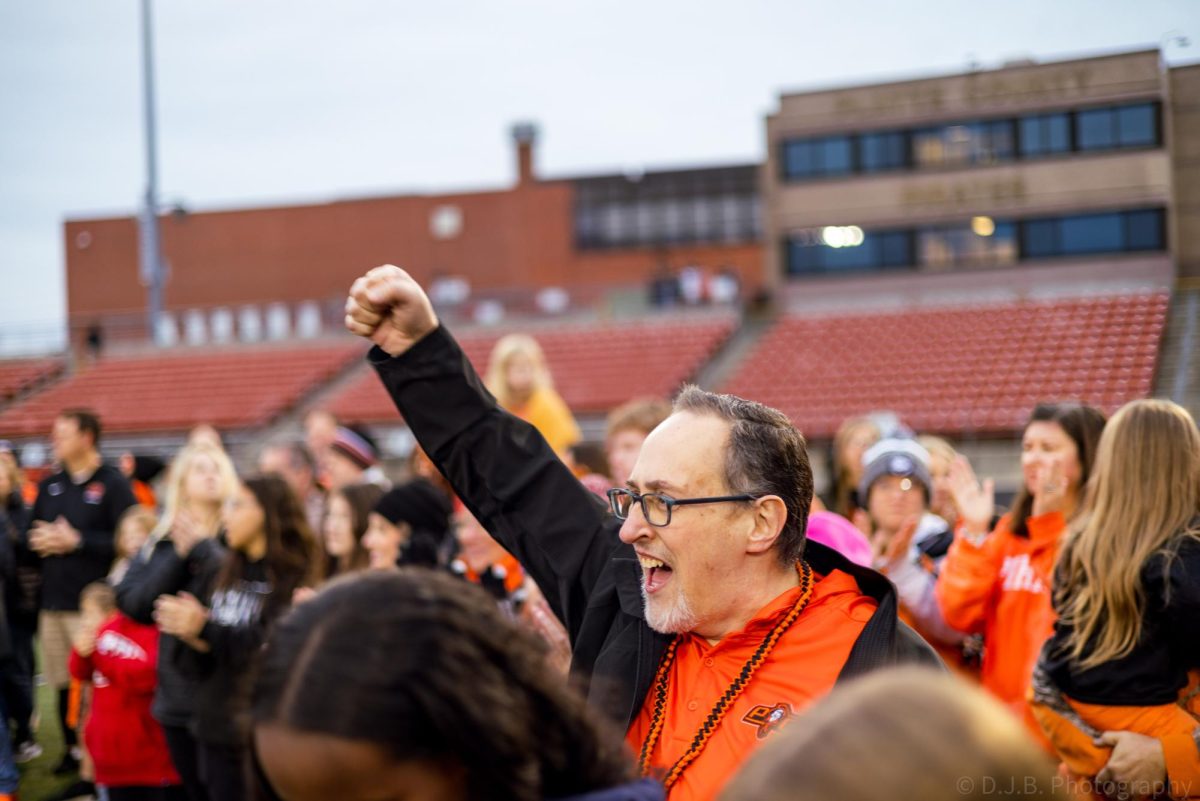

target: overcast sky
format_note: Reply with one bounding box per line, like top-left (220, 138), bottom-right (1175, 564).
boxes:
top-left (1, 0), bottom-right (1195, 354)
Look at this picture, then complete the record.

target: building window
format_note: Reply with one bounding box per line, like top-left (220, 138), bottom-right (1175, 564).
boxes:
top-left (859, 131), bottom-right (908, 172)
top-left (1116, 103), bottom-right (1157, 147)
top-left (781, 136), bottom-right (854, 180)
top-left (1019, 208), bottom-right (1165, 258)
top-left (1076, 103), bottom-right (1160, 151)
top-left (786, 208), bottom-right (1164, 277)
top-left (913, 120), bottom-right (1014, 168)
top-left (573, 166), bottom-right (759, 249)
top-left (1125, 208), bottom-right (1165, 251)
top-left (1018, 113), bottom-right (1070, 158)
top-left (785, 227), bottom-right (913, 275)
top-left (919, 220), bottom-right (1018, 268)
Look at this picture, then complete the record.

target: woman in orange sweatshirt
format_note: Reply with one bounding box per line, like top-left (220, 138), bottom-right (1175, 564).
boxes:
top-left (935, 403), bottom-right (1105, 738)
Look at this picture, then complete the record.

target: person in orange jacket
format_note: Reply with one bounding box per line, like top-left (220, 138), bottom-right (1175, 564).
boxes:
top-left (1032, 400), bottom-right (1200, 800)
top-left (936, 403), bottom-right (1105, 742)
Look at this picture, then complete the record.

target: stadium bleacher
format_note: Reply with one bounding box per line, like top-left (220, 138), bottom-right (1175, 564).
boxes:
top-left (0, 358), bottom-right (64, 404)
top-left (0, 293), bottom-right (1171, 443)
top-left (721, 292), bottom-right (1168, 438)
top-left (0, 343), bottom-right (360, 438)
top-left (327, 316), bottom-right (738, 424)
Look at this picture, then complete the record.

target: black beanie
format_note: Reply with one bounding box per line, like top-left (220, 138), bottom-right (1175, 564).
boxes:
top-left (373, 479), bottom-right (451, 535)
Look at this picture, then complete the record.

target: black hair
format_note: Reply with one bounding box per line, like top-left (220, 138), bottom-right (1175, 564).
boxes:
top-left (217, 475), bottom-right (320, 618)
top-left (251, 570), bottom-right (634, 801)
top-left (59, 408), bottom-right (101, 447)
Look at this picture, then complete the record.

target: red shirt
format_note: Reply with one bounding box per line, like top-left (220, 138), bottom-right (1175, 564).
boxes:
top-left (626, 569), bottom-right (876, 801)
top-left (69, 612), bottom-right (180, 788)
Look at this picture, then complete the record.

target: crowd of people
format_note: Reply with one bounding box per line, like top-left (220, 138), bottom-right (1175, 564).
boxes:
top-left (0, 263), bottom-right (1194, 800)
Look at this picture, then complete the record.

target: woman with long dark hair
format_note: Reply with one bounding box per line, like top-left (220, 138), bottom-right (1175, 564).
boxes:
top-left (321, 483), bottom-right (383, 577)
top-left (936, 402), bottom-right (1105, 743)
top-left (250, 570), bottom-right (660, 801)
top-left (155, 475), bottom-right (319, 801)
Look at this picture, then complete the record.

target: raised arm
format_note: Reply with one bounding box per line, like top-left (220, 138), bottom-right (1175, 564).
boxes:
top-left (346, 265), bottom-right (620, 638)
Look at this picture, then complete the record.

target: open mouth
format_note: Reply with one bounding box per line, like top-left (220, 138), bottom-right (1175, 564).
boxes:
top-left (638, 555), bottom-right (674, 594)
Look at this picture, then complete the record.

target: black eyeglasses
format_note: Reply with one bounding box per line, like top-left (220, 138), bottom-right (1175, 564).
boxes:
top-left (607, 487), bottom-right (759, 527)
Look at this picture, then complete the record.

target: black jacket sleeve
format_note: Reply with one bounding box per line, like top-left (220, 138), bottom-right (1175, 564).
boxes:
top-left (369, 327), bottom-right (621, 641)
top-left (116, 538), bottom-right (189, 625)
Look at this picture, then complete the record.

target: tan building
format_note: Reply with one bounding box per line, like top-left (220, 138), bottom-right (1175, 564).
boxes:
top-left (763, 49), bottom-right (1196, 293)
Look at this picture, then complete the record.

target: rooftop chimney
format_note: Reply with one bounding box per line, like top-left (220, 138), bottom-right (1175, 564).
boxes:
top-left (511, 121), bottom-right (538, 186)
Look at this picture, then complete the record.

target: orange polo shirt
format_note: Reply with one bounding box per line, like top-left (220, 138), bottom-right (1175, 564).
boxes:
top-left (626, 569), bottom-right (876, 801)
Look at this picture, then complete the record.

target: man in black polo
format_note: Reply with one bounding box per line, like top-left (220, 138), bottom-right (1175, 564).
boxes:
top-left (28, 409), bottom-right (135, 775)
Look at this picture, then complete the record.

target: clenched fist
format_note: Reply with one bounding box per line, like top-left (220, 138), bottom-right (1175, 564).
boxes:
top-left (344, 265), bottom-right (440, 357)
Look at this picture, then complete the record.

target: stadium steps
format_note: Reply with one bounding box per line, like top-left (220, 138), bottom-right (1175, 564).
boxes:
top-left (1151, 284), bottom-right (1200, 419)
top-left (690, 308), bottom-right (778, 393)
top-left (238, 342), bottom-right (376, 454)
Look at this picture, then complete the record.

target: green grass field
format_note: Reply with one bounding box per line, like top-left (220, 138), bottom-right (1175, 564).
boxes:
top-left (17, 680), bottom-right (84, 801)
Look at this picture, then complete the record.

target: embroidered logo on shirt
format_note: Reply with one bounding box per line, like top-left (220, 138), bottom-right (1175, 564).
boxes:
top-left (742, 702), bottom-right (794, 739)
top-left (84, 482), bottom-right (106, 505)
top-left (48, 482), bottom-right (64, 497)
top-left (1000, 554), bottom-right (1046, 595)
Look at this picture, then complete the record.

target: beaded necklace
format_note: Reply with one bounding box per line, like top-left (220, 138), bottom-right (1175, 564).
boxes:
top-left (637, 560), bottom-right (815, 790)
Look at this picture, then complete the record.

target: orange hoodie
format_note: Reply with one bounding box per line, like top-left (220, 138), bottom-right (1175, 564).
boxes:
top-left (936, 511), bottom-right (1065, 741)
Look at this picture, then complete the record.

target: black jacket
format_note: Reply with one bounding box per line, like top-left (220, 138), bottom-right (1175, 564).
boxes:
top-left (176, 549), bottom-right (275, 748)
top-left (370, 326), bottom-right (940, 729)
top-left (1042, 533), bottom-right (1200, 706)
top-left (116, 535), bottom-right (224, 728)
top-left (3, 492), bottom-right (40, 631)
top-left (30, 463), bottom-right (135, 611)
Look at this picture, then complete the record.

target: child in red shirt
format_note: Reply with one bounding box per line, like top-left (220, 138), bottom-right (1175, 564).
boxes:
top-left (69, 582), bottom-right (184, 801)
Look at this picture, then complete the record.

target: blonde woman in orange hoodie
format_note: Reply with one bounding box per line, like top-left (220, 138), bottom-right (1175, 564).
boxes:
top-left (936, 403), bottom-right (1105, 742)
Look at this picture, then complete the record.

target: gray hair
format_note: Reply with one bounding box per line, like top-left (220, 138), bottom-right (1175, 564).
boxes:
top-left (672, 385), bottom-right (812, 566)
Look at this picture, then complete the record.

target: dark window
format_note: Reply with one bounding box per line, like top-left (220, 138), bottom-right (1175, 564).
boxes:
top-left (1077, 108), bottom-right (1116, 150)
top-left (782, 140), bottom-right (817, 178)
top-left (860, 132), bottom-right (908, 172)
top-left (1126, 209), bottom-right (1165, 251)
top-left (1116, 104), bottom-right (1157, 147)
top-left (879, 231), bottom-right (913, 267)
top-left (821, 137), bottom-right (853, 174)
top-left (1019, 113), bottom-right (1070, 157)
top-left (1018, 208), bottom-right (1165, 260)
top-left (573, 166), bottom-right (759, 249)
top-left (785, 228), bottom-right (913, 275)
top-left (1022, 219), bottom-right (1059, 259)
top-left (781, 136), bottom-right (854, 180)
top-left (1060, 213), bottom-right (1124, 254)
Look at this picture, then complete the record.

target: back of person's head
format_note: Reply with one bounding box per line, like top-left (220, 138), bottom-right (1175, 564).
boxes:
top-left (719, 668), bottom-right (1067, 801)
top-left (1009, 402), bottom-right (1106, 537)
top-left (672, 385), bottom-right (812, 566)
top-left (1055, 399), bottom-right (1200, 670)
top-left (251, 570), bottom-right (633, 801)
top-left (328, 425), bottom-right (378, 472)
